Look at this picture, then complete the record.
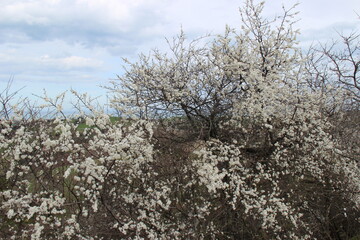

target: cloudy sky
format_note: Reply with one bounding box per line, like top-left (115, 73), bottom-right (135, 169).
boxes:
top-left (1, 0), bottom-right (359, 111)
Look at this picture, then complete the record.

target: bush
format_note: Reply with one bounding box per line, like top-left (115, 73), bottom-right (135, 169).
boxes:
top-left (1, 0), bottom-right (360, 239)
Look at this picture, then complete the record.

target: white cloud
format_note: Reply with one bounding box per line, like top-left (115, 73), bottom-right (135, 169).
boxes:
top-left (0, 0), bottom-right (164, 45)
top-left (0, 51), bottom-right (103, 73)
top-left (1, 0), bottom-right (357, 51)
top-left (40, 55), bottom-right (103, 70)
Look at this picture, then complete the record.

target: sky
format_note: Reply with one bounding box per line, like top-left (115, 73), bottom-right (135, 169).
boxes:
top-left (0, 0), bottom-right (359, 113)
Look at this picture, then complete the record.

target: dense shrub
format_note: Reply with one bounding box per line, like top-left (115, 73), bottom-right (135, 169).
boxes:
top-left (1, 0), bottom-right (359, 239)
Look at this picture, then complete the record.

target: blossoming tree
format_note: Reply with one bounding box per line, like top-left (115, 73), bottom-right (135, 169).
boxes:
top-left (1, 0), bottom-right (360, 239)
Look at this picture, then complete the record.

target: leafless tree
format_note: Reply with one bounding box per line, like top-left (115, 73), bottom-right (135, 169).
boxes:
top-left (0, 77), bottom-right (26, 120)
top-left (306, 32), bottom-right (360, 110)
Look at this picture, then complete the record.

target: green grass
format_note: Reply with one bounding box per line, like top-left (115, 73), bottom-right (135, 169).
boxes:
top-left (109, 116), bottom-right (121, 123)
top-left (76, 123), bottom-right (92, 131)
top-left (74, 116), bottom-right (121, 131)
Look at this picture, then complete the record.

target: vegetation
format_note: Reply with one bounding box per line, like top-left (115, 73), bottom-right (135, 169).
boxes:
top-left (0, 0), bottom-right (359, 239)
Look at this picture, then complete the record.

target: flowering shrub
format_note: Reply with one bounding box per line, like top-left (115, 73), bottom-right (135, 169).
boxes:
top-left (1, 0), bottom-right (360, 239)
top-left (192, 91), bottom-right (360, 238)
top-left (0, 115), bottom-right (176, 239)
